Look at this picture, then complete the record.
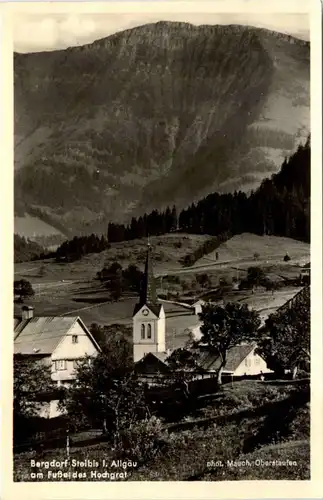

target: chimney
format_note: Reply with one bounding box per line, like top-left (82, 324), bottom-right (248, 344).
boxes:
top-left (22, 305), bottom-right (34, 320)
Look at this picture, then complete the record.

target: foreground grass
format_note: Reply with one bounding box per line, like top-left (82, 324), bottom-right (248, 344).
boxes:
top-left (129, 381), bottom-right (310, 481)
top-left (14, 381), bottom-right (309, 482)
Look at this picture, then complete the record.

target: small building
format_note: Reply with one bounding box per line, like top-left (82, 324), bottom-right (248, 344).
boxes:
top-left (192, 299), bottom-right (206, 316)
top-left (194, 342), bottom-right (273, 378)
top-left (300, 262), bottom-right (310, 283)
top-left (135, 342), bottom-right (272, 382)
top-left (14, 306), bottom-right (101, 388)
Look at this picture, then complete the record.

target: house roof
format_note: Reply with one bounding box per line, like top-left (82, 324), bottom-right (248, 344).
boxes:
top-left (14, 317), bottom-right (21, 330)
top-left (14, 316), bottom-right (101, 355)
top-left (135, 351), bottom-right (171, 374)
top-left (152, 352), bottom-right (169, 363)
top-left (136, 343), bottom-right (257, 375)
top-left (193, 299), bottom-right (206, 306)
top-left (193, 342), bottom-right (257, 373)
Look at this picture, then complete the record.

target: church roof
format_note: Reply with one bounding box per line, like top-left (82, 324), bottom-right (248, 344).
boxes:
top-left (139, 244), bottom-right (157, 306)
top-left (133, 303), bottom-right (163, 317)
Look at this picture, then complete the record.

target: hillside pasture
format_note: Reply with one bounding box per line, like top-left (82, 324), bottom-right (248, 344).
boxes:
top-left (14, 214), bottom-right (65, 239)
top-left (14, 233), bottom-right (210, 282)
top-left (194, 233), bottom-right (310, 268)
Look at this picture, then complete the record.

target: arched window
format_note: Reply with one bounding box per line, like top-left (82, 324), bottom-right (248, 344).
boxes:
top-left (147, 324), bottom-right (152, 339)
top-left (141, 324), bottom-right (145, 339)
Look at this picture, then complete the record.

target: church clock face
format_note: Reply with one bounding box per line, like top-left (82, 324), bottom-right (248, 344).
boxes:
top-left (142, 308), bottom-right (149, 316)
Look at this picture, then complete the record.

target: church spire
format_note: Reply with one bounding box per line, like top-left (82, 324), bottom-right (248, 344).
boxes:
top-left (139, 242), bottom-right (157, 306)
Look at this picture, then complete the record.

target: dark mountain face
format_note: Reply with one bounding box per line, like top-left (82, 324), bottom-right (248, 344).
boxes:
top-left (14, 22), bottom-right (310, 234)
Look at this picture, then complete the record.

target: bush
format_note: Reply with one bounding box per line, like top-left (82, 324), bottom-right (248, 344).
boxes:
top-left (117, 417), bottom-right (166, 463)
top-left (284, 254), bottom-right (291, 262)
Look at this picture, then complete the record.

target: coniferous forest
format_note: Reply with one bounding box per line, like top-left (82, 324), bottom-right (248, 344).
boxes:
top-left (20, 138), bottom-right (309, 263)
top-left (104, 138), bottom-right (310, 244)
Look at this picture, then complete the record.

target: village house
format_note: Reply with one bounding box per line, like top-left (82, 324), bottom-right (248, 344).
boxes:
top-left (135, 342), bottom-right (273, 384)
top-left (14, 306), bottom-right (102, 418)
top-left (14, 306), bottom-right (101, 387)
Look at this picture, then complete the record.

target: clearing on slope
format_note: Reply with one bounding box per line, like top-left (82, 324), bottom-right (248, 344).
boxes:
top-left (194, 233), bottom-right (310, 267)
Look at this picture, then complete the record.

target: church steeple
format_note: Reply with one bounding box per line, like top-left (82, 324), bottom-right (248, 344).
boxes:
top-left (139, 243), bottom-right (157, 306)
top-left (132, 241), bottom-right (166, 363)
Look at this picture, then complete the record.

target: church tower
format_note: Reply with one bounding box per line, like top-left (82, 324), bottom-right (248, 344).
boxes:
top-left (132, 243), bottom-right (165, 363)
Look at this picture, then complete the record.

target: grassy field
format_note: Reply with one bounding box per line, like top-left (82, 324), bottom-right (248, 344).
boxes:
top-left (14, 214), bottom-right (65, 239)
top-left (195, 233), bottom-right (310, 267)
top-left (14, 233), bottom-right (210, 281)
top-left (14, 380), bottom-right (310, 482)
top-left (14, 232), bottom-right (309, 337)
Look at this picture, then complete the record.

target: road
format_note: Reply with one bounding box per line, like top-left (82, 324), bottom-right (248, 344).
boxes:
top-left (30, 280), bottom-right (80, 295)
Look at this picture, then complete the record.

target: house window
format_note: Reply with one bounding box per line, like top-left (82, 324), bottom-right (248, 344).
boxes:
top-left (255, 358), bottom-right (260, 365)
top-left (55, 360), bottom-right (66, 371)
top-left (141, 324), bottom-right (145, 339)
top-left (245, 358), bottom-right (251, 367)
top-left (72, 335), bottom-right (78, 344)
top-left (147, 324), bottom-right (152, 339)
top-left (73, 360), bottom-right (79, 369)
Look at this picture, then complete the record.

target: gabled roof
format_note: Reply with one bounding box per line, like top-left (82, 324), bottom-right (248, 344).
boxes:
top-left (14, 316), bottom-right (101, 356)
top-left (133, 303), bottom-right (163, 318)
top-left (193, 342), bottom-right (257, 373)
top-left (135, 343), bottom-right (258, 375)
top-left (135, 351), bottom-right (171, 374)
top-left (152, 352), bottom-right (169, 363)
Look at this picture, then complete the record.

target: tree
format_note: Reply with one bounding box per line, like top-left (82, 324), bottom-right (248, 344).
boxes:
top-left (61, 335), bottom-right (149, 446)
top-left (14, 355), bottom-right (54, 442)
top-left (14, 279), bottom-right (34, 301)
top-left (245, 266), bottom-right (266, 291)
top-left (90, 323), bottom-right (132, 351)
top-left (122, 264), bottom-right (144, 294)
top-left (101, 262), bottom-right (124, 300)
top-left (166, 348), bottom-right (200, 384)
top-left (196, 273), bottom-right (211, 288)
top-left (199, 302), bottom-right (261, 385)
top-left (256, 287), bottom-right (310, 379)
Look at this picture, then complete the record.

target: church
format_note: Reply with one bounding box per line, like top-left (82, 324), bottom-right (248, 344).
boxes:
top-left (132, 243), bottom-right (166, 363)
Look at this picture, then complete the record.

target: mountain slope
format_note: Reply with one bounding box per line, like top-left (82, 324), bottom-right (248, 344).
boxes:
top-left (14, 22), bottom-right (310, 234)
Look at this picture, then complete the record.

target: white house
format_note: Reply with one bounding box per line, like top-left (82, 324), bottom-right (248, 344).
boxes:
top-left (192, 299), bottom-right (206, 315)
top-left (14, 306), bottom-right (101, 387)
top-left (135, 342), bottom-right (272, 382)
top-left (194, 342), bottom-right (273, 378)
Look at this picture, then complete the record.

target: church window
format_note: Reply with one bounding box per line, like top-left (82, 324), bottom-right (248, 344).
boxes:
top-left (141, 324), bottom-right (145, 339)
top-left (147, 324), bottom-right (152, 339)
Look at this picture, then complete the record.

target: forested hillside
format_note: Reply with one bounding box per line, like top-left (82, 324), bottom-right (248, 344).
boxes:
top-left (53, 139), bottom-right (310, 262)
top-left (14, 235), bottom-right (48, 263)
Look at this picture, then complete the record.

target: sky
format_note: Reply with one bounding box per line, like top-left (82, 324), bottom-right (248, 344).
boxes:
top-left (14, 12), bottom-right (309, 53)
